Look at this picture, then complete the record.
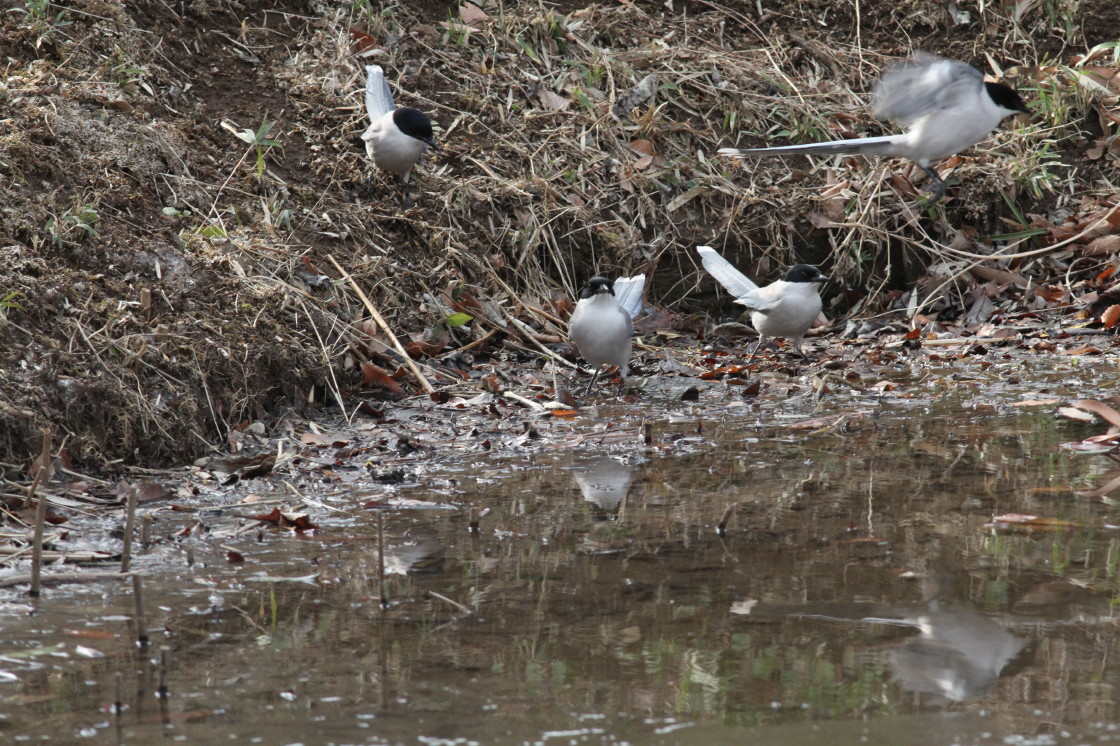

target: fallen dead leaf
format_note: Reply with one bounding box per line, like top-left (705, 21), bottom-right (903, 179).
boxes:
top-left (985, 513), bottom-right (1080, 531)
top-left (459, 1), bottom-right (488, 24)
top-left (361, 362), bottom-right (406, 399)
top-left (300, 432), bottom-right (351, 447)
top-left (538, 88), bottom-right (570, 112)
top-left (251, 507), bottom-right (318, 532)
top-left (1069, 399), bottom-right (1120, 427)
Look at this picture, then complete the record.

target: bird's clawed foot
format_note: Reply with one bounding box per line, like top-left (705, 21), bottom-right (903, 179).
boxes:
top-left (918, 166), bottom-right (946, 204)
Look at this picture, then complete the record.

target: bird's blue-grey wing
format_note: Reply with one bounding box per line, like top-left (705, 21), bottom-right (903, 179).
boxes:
top-left (612, 275), bottom-right (646, 320)
top-left (732, 287), bottom-right (781, 312)
top-left (872, 54), bottom-right (983, 125)
top-left (365, 65), bottom-right (395, 120)
top-left (697, 245), bottom-right (761, 298)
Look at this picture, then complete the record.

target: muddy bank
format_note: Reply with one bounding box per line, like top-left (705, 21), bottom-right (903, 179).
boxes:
top-left (0, 0), bottom-right (1117, 468)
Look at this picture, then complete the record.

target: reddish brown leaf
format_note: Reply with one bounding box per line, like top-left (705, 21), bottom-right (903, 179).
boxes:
top-left (481, 372), bottom-right (502, 392)
top-left (1101, 304), bottom-right (1120, 328)
top-left (406, 338), bottom-right (446, 357)
top-left (700, 365), bottom-right (748, 380)
top-left (349, 26), bottom-right (381, 55)
top-left (253, 507), bottom-right (283, 526)
top-left (251, 508), bottom-right (317, 531)
top-left (360, 362), bottom-right (406, 398)
top-left (226, 550), bottom-right (245, 564)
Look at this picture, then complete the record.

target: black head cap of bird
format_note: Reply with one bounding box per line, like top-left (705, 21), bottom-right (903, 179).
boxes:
top-left (392, 107), bottom-right (439, 150)
top-left (579, 277), bottom-right (615, 299)
top-left (984, 82), bottom-right (1031, 116)
top-left (784, 265), bottom-right (829, 284)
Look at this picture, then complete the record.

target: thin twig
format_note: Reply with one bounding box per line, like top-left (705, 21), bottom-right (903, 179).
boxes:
top-left (29, 429), bottom-right (51, 598)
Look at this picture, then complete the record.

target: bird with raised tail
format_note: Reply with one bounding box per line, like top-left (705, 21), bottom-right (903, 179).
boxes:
top-left (568, 275), bottom-right (646, 395)
top-left (362, 65), bottom-right (440, 204)
top-left (697, 245), bottom-right (828, 364)
top-left (718, 53), bottom-right (1030, 201)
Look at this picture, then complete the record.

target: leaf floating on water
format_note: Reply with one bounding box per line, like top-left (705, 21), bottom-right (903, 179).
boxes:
top-left (986, 514), bottom-right (1081, 531)
top-left (730, 599), bottom-right (758, 615)
top-left (1012, 398), bottom-right (1061, 407)
top-left (1057, 406), bottom-right (1099, 423)
top-left (251, 507), bottom-right (317, 532)
top-left (245, 573), bottom-right (321, 585)
top-left (1069, 399), bottom-right (1120, 427)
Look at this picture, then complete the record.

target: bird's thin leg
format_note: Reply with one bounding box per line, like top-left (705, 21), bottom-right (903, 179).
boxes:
top-left (584, 366), bottom-right (602, 396)
top-left (919, 165), bottom-right (945, 203)
top-left (791, 336), bottom-right (808, 359)
top-left (745, 337), bottom-right (768, 366)
top-left (400, 170), bottom-right (415, 209)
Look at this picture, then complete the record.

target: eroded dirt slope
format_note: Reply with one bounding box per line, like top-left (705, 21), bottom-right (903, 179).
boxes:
top-left (0, 0), bottom-right (1116, 467)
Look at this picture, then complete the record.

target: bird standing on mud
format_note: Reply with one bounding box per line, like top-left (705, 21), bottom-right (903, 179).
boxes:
top-left (362, 65), bottom-right (440, 206)
top-left (568, 275), bottom-right (646, 395)
top-left (697, 246), bottom-right (827, 365)
top-left (719, 53), bottom-right (1030, 201)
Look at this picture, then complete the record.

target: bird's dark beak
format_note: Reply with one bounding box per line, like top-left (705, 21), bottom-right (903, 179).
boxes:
top-left (816, 275), bottom-right (830, 283)
top-left (426, 137), bottom-right (443, 152)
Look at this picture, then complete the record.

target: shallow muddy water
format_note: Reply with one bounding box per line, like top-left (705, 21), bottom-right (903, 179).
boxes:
top-left (5, 356), bottom-right (1120, 744)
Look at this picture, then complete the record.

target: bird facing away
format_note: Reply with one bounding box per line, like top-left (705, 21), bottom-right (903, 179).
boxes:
top-left (568, 275), bottom-right (646, 395)
top-left (697, 245), bottom-right (827, 364)
top-left (718, 53), bottom-right (1030, 201)
top-left (362, 65), bottom-right (439, 195)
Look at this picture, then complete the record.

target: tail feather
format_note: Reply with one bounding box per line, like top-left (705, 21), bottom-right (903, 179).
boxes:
top-left (612, 275), bottom-right (646, 320)
top-left (365, 65), bottom-right (395, 120)
top-left (696, 246), bottom-right (759, 299)
top-left (718, 134), bottom-right (903, 159)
